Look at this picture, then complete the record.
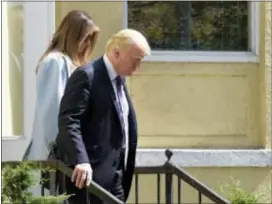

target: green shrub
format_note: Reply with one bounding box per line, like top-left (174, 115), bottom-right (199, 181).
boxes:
top-left (1, 161), bottom-right (72, 204)
top-left (221, 177), bottom-right (263, 204)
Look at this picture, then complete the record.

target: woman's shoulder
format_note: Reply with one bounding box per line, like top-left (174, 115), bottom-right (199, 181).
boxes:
top-left (37, 51), bottom-right (70, 76)
top-left (38, 51), bottom-right (75, 75)
top-left (39, 51), bottom-right (66, 67)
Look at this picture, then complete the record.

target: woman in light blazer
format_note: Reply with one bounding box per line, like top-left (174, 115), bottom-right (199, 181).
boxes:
top-left (23, 10), bottom-right (100, 161)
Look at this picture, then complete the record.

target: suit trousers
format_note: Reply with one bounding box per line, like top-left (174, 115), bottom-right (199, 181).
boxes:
top-left (66, 151), bottom-right (125, 204)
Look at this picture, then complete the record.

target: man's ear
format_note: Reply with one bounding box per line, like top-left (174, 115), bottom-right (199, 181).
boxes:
top-left (113, 47), bottom-right (120, 58)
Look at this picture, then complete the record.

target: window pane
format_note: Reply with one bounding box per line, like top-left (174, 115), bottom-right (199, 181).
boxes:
top-left (128, 1), bottom-right (249, 51)
top-left (2, 2), bottom-right (24, 136)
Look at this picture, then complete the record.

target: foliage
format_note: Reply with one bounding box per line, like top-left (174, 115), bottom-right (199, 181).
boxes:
top-left (128, 1), bottom-right (248, 51)
top-left (221, 177), bottom-right (263, 204)
top-left (2, 161), bottom-right (71, 204)
top-left (28, 194), bottom-right (71, 204)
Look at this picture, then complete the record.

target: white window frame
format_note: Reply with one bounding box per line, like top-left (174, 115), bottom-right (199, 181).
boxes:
top-left (2, 2), bottom-right (55, 161)
top-left (123, 1), bottom-right (259, 63)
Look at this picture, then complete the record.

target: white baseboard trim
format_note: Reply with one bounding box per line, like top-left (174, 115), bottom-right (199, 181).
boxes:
top-left (135, 149), bottom-right (272, 167)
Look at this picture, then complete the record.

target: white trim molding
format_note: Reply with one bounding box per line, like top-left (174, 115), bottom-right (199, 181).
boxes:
top-left (143, 51), bottom-right (258, 63)
top-left (135, 149), bottom-right (272, 167)
top-left (2, 2), bottom-right (55, 161)
top-left (124, 1), bottom-right (260, 63)
top-left (23, 2), bottom-right (56, 141)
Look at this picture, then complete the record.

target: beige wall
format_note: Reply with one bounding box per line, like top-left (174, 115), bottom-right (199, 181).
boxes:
top-left (131, 62), bottom-right (259, 148)
top-left (56, 2), bottom-right (271, 148)
top-left (2, 3), bottom-right (24, 136)
top-left (56, 2), bottom-right (124, 59)
top-left (128, 167), bottom-right (272, 203)
top-left (259, 2), bottom-right (272, 148)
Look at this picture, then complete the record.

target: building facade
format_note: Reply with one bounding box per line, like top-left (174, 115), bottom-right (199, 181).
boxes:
top-left (2, 1), bottom-right (272, 203)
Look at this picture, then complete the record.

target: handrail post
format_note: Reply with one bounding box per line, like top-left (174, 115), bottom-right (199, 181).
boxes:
top-left (165, 149), bottom-right (173, 204)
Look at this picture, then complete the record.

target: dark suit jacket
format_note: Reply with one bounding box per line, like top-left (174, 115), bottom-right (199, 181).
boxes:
top-left (56, 57), bottom-right (138, 201)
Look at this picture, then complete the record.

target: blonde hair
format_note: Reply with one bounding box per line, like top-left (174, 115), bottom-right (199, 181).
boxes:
top-left (105, 29), bottom-right (151, 56)
top-left (36, 10), bottom-right (100, 72)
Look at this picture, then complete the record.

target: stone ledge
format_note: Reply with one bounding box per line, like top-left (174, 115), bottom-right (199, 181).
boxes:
top-left (135, 149), bottom-right (272, 167)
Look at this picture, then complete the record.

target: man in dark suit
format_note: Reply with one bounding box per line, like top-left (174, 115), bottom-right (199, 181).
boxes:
top-left (56, 29), bottom-right (151, 204)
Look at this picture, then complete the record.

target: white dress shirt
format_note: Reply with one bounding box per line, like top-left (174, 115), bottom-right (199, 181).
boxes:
top-left (103, 54), bottom-right (129, 168)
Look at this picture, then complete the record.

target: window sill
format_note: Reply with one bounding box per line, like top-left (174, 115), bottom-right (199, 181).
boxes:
top-left (136, 148), bottom-right (272, 167)
top-left (143, 51), bottom-right (259, 63)
top-left (3, 136), bottom-right (270, 167)
top-left (2, 135), bottom-right (25, 140)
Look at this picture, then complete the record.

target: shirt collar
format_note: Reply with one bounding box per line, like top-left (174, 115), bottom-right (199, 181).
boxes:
top-left (103, 54), bottom-right (118, 81)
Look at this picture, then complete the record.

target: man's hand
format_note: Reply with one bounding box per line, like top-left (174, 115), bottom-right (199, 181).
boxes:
top-left (71, 163), bottom-right (93, 189)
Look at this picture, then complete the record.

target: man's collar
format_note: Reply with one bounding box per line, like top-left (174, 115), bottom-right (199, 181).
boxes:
top-left (103, 54), bottom-right (117, 81)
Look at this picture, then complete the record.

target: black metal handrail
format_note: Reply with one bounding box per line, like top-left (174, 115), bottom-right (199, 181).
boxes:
top-left (2, 160), bottom-right (124, 204)
top-left (133, 149), bottom-right (231, 204)
top-left (3, 149), bottom-right (230, 204)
